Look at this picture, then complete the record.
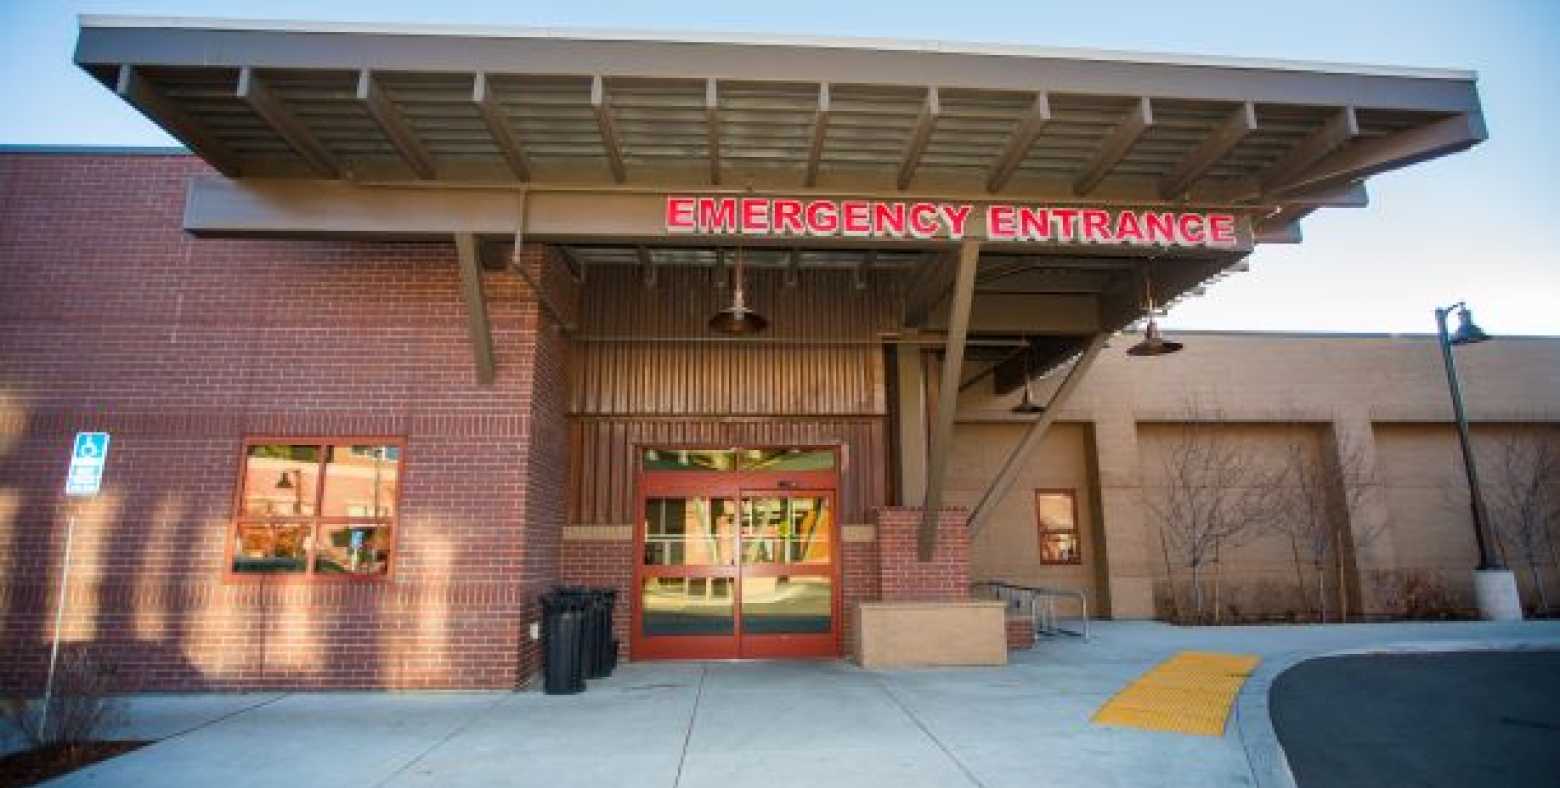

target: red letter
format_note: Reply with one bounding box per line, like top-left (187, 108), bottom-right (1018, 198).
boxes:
top-left (842, 200), bottom-right (871, 236)
top-left (666, 197), bottom-right (696, 232)
top-left (908, 202), bottom-right (939, 238)
top-left (986, 205), bottom-right (1017, 240)
top-left (1081, 209), bottom-right (1112, 243)
top-left (806, 200), bottom-right (839, 235)
top-left (772, 199), bottom-right (804, 235)
top-left (873, 202), bottom-right (907, 238)
top-left (1177, 213), bottom-right (1207, 245)
top-left (1208, 213), bottom-right (1237, 246)
top-left (1113, 211), bottom-right (1145, 244)
top-left (1016, 207), bottom-right (1050, 241)
top-left (1050, 208), bottom-right (1079, 241)
top-left (939, 204), bottom-right (973, 240)
top-left (740, 198), bottom-right (770, 234)
top-left (697, 197), bottom-right (738, 233)
top-left (1144, 212), bottom-right (1176, 245)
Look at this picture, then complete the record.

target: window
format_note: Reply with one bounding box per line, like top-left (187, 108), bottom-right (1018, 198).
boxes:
top-left (231, 440), bottom-right (403, 579)
top-left (1035, 490), bottom-right (1080, 565)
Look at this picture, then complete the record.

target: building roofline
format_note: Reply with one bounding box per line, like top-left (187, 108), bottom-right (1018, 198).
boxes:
top-left (77, 14), bottom-right (1478, 82)
top-left (0, 144), bottom-right (189, 156)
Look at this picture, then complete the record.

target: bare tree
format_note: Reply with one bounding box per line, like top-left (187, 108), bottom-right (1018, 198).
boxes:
top-left (1266, 423), bottom-right (1380, 622)
top-left (1480, 429), bottom-right (1560, 615)
top-left (1144, 408), bottom-right (1282, 623)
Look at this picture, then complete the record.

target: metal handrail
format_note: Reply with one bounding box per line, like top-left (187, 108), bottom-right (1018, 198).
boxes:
top-left (972, 580), bottom-right (1090, 642)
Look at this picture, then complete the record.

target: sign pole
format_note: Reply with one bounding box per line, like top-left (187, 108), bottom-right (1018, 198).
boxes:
top-left (39, 513), bottom-right (77, 742)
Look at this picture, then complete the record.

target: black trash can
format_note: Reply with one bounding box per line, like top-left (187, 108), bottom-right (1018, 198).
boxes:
top-left (556, 586), bottom-right (605, 680)
top-left (598, 588), bottom-right (619, 677)
top-left (540, 591), bottom-right (586, 695)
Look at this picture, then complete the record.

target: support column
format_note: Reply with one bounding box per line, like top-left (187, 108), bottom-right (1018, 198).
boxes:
top-left (896, 345), bottom-right (929, 506)
top-left (1331, 408), bottom-right (1397, 616)
top-left (919, 240), bottom-right (981, 560)
top-left (1092, 408), bottom-right (1156, 618)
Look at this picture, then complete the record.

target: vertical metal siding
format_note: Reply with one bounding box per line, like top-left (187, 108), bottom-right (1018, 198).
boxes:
top-left (569, 266), bottom-right (897, 416)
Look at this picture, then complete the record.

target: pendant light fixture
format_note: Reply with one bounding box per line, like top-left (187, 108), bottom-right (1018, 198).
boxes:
top-left (1127, 261), bottom-right (1184, 357)
top-left (709, 244), bottom-right (769, 335)
top-left (1012, 339), bottom-right (1046, 413)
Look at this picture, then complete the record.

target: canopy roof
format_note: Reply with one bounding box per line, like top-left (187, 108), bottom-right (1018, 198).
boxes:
top-left (77, 15), bottom-right (1485, 244)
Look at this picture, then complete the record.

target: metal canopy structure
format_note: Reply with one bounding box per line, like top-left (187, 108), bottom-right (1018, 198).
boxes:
top-left (73, 16), bottom-right (1489, 560)
top-left (78, 17), bottom-right (1484, 240)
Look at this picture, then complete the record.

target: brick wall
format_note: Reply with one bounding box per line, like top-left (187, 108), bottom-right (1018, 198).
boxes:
top-left (0, 153), bottom-right (564, 690)
top-left (873, 507), bottom-right (971, 602)
top-left (559, 531), bottom-right (634, 658)
top-left (1005, 613), bottom-right (1035, 650)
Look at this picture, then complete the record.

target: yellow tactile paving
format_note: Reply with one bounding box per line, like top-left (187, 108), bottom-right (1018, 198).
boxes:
top-left (1091, 650), bottom-right (1260, 737)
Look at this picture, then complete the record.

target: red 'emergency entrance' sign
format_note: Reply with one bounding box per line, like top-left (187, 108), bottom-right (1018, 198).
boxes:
top-left (665, 196), bottom-right (1240, 248)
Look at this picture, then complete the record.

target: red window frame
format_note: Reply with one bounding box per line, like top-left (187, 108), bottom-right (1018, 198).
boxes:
top-left (225, 436), bottom-right (406, 583)
top-left (1034, 488), bottom-right (1082, 566)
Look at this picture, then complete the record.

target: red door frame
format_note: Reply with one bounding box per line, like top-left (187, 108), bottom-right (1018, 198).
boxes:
top-left (630, 447), bottom-right (843, 660)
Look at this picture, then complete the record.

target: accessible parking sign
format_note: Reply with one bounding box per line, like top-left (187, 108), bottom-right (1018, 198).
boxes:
top-left (65, 432), bottom-right (110, 497)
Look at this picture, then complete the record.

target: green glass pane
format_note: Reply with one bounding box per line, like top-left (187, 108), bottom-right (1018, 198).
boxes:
top-left (642, 449), bottom-right (736, 471)
top-left (736, 448), bottom-right (836, 471)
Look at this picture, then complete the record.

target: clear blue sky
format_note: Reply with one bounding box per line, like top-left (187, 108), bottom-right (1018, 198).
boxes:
top-left (3, 1), bottom-right (1557, 335)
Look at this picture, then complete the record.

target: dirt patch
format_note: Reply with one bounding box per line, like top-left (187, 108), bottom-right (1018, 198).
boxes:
top-left (0, 741), bottom-right (149, 787)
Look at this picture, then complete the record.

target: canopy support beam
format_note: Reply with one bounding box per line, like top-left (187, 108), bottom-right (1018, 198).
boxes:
top-left (358, 70), bottom-right (436, 179)
top-left (455, 232), bottom-right (496, 385)
top-left (1075, 97), bottom-right (1153, 196)
top-left (967, 332), bottom-right (1108, 536)
top-left (473, 72), bottom-right (531, 181)
top-left (117, 65), bottom-right (240, 177)
top-left (239, 67), bottom-right (339, 178)
top-left (918, 239), bottom-right (981, 561)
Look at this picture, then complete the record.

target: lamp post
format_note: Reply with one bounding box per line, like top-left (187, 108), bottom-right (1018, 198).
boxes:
top-left (1433, 302), bottom-right (1521, 620)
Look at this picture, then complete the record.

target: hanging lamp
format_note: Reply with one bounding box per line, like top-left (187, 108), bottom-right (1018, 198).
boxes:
top-left (1012, 339), bottom-right (1046, 413)
top-left (1126, 262), bottom-right (1184, 357)
top-left (708, 245), bottom-right (769, 334)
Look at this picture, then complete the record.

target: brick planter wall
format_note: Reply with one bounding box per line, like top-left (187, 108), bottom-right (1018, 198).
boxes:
top-left (0, 153), bottom-right (571, 691)
top-left (873, 507), bottom-right (971, 602)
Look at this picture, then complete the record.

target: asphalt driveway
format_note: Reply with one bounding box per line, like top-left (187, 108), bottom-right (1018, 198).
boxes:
top-left (1271, 651), bottom-right (1560, 788)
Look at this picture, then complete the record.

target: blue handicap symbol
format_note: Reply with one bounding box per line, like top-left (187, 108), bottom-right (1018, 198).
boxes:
top-left (73, 432), bottom-right (109, 461)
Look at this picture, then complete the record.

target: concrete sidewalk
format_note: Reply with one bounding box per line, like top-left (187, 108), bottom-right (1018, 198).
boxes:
top-left (21, 619), bottom-right (1560, 788)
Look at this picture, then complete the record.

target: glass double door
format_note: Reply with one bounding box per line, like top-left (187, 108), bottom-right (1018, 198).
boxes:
top-left (636, 486), bottom-right (838, 659)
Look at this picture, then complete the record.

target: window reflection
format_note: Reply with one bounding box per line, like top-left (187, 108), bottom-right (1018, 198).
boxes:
top-left (320, 444), bottom-right (399, 518)
top-left (1035, 490), bottom-right (1081, 565)
top-left (736, 449), bottom-right (835, 471)
top-left (315, 524), bottom-right (392, 575)
top-left (232, 523), bottom-right (310, 573)
top-left (741, 576), bottom-right (832, 634)
top-left (741, 496), bottom-right (830, 565)
top-left (641, 449), bottom-right (736, 471)
top-left (643, 497), bottom-right (736, 566)
top-left (242, 445), bottom-right (320, 516)
top-left (232, 439), bottom-right (403, 579)
top-left (641, 576), bottom-right (735, 635)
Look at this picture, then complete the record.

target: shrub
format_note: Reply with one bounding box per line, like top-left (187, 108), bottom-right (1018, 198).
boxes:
top-left (1368, 569), bottom-right (1465, 620)
top-left (1, 648), bottom-right (125, 748)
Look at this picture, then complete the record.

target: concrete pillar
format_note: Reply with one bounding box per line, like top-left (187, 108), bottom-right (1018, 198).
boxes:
top-left (1330, 408), bottom-right (1397, 616)
top-left (1091, 409), bottom-right (1156, 618)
